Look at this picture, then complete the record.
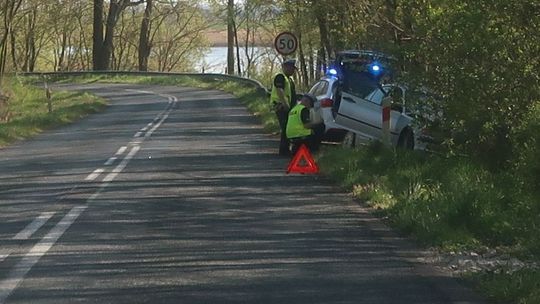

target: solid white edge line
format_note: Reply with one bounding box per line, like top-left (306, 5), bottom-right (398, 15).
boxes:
top-left (12, 212), bottom-right (56, 240)
top-left (0, 206), bottom-right (87, 304)
top-left (85, 168), bottom-right (105, 181)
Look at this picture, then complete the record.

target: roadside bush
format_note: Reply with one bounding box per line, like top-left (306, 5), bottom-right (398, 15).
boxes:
top-left (318, 143), bottom-right (539, 252)
top-left (513, 101), bottom-right (540, 195)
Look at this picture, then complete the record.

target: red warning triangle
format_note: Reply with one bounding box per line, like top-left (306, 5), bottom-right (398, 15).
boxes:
top-left (286, 144), bottom-right (319, 174)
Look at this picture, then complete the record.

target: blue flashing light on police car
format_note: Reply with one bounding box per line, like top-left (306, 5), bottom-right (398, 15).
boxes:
top-left (327, 68), bottom-right (338, 76)
top-left (368, 62), bottom-right (382, 75)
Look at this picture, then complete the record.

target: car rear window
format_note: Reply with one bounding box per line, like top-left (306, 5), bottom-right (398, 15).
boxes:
top-left (309, 80), bottom-right (330, 97)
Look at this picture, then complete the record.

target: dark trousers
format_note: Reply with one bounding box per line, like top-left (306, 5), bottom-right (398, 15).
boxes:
top-left (289, 124), bottom-right (325, 155)
top-left (290, 135), bottom-right (319, 156)
top-left (275, 109), bottom-right (290, 155)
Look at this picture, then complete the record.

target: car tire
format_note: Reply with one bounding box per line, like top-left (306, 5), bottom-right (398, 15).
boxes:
top-left (398, 129), bottom-right (414, 150)
top-left (342, 131), bottom-right (356, 148)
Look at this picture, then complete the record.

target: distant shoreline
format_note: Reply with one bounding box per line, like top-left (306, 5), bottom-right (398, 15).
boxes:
top-left (204, 29), bottom-right (272, 47)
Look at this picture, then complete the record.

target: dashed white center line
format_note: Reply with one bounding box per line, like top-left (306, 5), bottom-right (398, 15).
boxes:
top-left (0, 89), bottom-right (178, 304)
top-left (0, 206), bottom-right (87, 303)
top-left (104, 157), bottom-right (117, 166)
top-left (85, 168), bottom-right (105, 181)
top-left (102, 145), bottom-right (141, 182)
top-left (134, 131), bottom-right (143, 138)
top-left (12, 212), bottom-right (55, 240)
top-left (116, 146), bottom-right (127, 155)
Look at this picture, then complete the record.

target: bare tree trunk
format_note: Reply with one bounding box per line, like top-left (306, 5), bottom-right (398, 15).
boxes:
top-left (233, 17), bottom-right (241, 76)
top-left (316, 8), bottom-right (332, 60)
top-left (316, 48), bottom-right (324, 80)
top-left (297, 32), bottom-right (309, 89)
top-left (138, 0), bottom-right (152, 71)
top-left (0, 0), bottom-right (23, 84)
top-left (92, 0), bottom-right (106, 70)
top-left (93, 0), bottom-right (143, 71)
top-left (226, 0), bottom-right (234, 75)
top-left (10, 30), bottom-right (17, 71)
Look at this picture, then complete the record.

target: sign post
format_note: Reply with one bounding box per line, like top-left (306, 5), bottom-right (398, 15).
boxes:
top-left (274, 32), bottom-right (298, 56)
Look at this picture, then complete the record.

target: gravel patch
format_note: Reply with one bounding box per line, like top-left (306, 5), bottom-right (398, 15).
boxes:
top-left (419, 248), bottom-right (540, 275)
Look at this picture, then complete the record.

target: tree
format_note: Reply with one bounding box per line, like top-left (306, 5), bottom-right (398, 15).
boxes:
top-left (138, 0), bottom-right (152, 71)
top-left (93, 0), bottom-right (143, 71)
top-left (0, 0), bottom-right (23, 84)
top-left (227, 0), bottom-right (234, 74)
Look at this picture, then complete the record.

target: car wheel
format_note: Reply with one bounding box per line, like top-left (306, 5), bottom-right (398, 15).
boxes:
top-left (398, 129), bottom-right (414, 150)
top-left (342, 131), bottom-right (356, 148)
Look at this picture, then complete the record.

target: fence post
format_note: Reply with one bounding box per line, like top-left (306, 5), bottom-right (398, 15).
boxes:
top-left (43, 75), bottom-right (52, 113)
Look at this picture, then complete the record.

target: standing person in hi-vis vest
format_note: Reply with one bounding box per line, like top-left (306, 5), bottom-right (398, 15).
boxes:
top-left (270, 59), bottom-right (297, 156)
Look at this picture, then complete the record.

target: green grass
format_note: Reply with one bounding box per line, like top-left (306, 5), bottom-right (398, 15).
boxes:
top-left (318, 143), bottom-right (539, 251)
top-left (0, 77), bottom-right (107, 147)
top-left (317, 142), bottom-right (540, 303)
top-left (467, 270), bottom-right (540, 304)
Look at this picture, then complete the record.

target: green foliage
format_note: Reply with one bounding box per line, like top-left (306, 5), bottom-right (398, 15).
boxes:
top-left (0, 77), bottom-right (106, 146)
top-left (317, 143), bottom-right (540, 252)
top-left (469, 270), bottom-right (540, 304)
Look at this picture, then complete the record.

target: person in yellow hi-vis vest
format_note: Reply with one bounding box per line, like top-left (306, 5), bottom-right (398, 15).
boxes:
top-left (286, 94), bottom-right (322, 155)
top-left (270, 59), bottom-right (297, 156)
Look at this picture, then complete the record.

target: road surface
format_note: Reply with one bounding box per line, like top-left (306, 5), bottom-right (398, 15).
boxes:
top-left (0, 84), bottom-right (485, 303)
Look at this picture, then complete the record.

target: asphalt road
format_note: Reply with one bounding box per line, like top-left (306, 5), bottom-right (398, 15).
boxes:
top-left (0, 84), bottom-right (486, 303)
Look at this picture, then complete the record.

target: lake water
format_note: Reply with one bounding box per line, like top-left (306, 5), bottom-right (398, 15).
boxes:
top-left (197, 46), bottom-right (278, 74)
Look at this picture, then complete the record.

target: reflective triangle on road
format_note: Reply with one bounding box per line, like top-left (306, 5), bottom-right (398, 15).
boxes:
top-left (286, 144), bottom-right (319, 174)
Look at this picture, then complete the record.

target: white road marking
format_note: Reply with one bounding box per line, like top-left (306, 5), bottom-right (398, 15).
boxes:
top-left (124, 89), bottom-right (154, 95)
top-left (85, 168), bottom-right (105, 181)
top-left (0, 90), bottom-right (179, 303)
top-left (12, 212), bottom-right (55, 240)
top-left (145, 95), bottom-right (176, 138)
top-left (102, 145), bottom-right (141, 182)
top-left (116, 146), bottom-right (127, 155)
top-left (0, 254), bottom-right (9, 263)
top-left (104, 157), bottom-right (117, 166)
top-left (134, 132), bottom-right (142, 138)
top-left (141, 122), bottom-right (153, 132)
top-left (0, 206), bottom-right (87, 303)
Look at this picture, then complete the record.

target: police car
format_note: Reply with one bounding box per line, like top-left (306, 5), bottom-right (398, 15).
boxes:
top-left (309, 50), bottom-right (433, 149)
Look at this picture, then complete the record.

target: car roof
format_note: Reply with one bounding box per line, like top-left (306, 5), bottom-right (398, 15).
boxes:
top-left (336, 50), bottom-right (397, 61)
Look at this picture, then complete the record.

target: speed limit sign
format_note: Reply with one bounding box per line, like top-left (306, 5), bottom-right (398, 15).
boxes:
top-left (274, 32), bottom-right (298, 56)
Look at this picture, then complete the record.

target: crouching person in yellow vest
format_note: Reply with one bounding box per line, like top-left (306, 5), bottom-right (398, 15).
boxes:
top-left (286, 94), bottom-right (322, 155)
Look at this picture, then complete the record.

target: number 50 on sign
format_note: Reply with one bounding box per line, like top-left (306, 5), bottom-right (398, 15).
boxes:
top-left (274, 32), bottom-right (298, 56)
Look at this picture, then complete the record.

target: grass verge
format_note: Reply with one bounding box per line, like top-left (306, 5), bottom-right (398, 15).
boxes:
top-left (466, 270), bottom-right (540, 304)
top-left (317, 142), bottom-right (540, 303)
top-left (0, 77), bottom-right (107, 147)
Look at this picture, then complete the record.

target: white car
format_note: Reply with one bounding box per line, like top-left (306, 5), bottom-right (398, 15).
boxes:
top-left (308, 75), bottom-right (348, 142)
top-left (334, 83), bottom-right (433, 150)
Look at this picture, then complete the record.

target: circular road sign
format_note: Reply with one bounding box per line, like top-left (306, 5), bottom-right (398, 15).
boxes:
top-left (274, 32), bottom-right (298, 56)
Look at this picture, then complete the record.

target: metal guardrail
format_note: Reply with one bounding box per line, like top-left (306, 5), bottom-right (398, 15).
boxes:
top-left (19, 71), bottom-right (271, 96)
